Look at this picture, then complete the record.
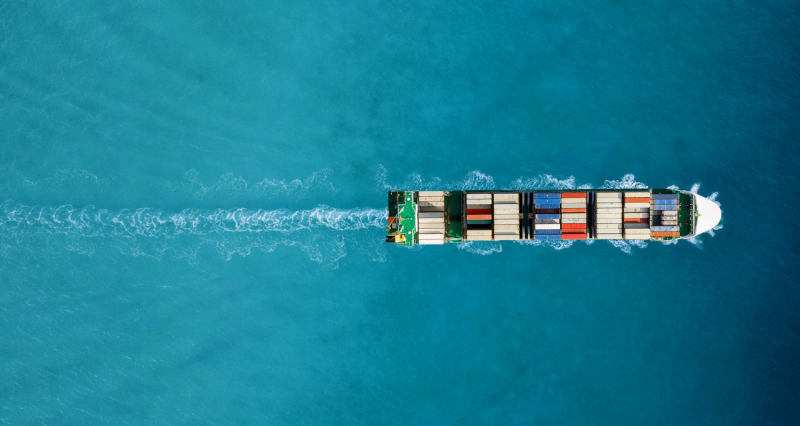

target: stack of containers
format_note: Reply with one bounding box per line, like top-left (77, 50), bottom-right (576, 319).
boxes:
top-left (493, 193), bottom-right (520, 240)
top-left (465, 193), bottom-right (492, 241)
top-left (594, 192), bottom-right (623, 239)
top-left (417, 191), bottom-right (446, 245)
top-left (533, 193), bottom-right (561, 239)
top-left (651, 194), bottom-right (680, 237)
top-left (623, 192), bottom-right (651, 240)
top-left (561, 192), bottom-right (587, 239)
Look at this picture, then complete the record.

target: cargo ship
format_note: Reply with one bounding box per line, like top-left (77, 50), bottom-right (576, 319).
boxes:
top-left (385, 190), bottom-right (721, 245)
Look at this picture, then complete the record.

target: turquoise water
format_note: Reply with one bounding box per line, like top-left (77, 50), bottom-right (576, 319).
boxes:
top-left (2, 1), bottom-right (799, 424)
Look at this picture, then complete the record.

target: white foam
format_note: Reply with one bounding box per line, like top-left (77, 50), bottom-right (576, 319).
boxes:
top-left (457, 241), bottom-right (503, 255)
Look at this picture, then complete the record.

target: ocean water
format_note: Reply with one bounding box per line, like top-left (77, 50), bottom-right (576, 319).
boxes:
top-left (1, 0), bottom-right (799, 424)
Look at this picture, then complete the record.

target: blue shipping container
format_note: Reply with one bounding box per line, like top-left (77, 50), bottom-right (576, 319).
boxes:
top-left (652, 194), bottom-right (679, 200)
top-left (535, 214), bottom-right (560, 220)
top-left (653, 199), bottom-right (679, 205)
top-left (534, 234), bottom-right (562, 240)
top-left (533, 198), bottom-right (561, 204)
top-left (534, 229), bottom-right (561, 235)
top-left (533, 193), bottom-right (561, 198)
top-left (652, 226), bottom-right (680, 232)
top-left (652, 205), bottom-right (679, 210)
top-left (535, 204), bottom-right (562, 209)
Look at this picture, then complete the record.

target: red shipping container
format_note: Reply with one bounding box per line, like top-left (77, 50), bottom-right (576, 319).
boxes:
top-left (561, 229), bottom-right (586, 234)
top-left (624, 218), bottom-right (649, 223)
top-left (625, 198), bottom-right (651, 204)
top-left (562, 192), bottom-right (587, 198)
top-left (561, 224), bottom-right (586, 229)
top-left (466, 214), bottom-right (491, 220)
top-left (466, 209), bottom-right (491, 214)
top-left (652, 231), bottom-right (680, 237)
top-left (562, 233), bottom-right (587, 239)
top-left (561, 208), bottom-right (586, 213)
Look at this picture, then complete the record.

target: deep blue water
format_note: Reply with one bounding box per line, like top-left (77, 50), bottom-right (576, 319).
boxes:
top-left (2, 1), bottom-right (800, 424)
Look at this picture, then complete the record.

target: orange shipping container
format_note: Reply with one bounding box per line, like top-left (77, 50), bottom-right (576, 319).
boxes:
top-left (652, 231), bottom-right (680, 237)
top-left (466, 214), bottom-right (492, 220)
top-left (562, 233), bottom-right (587, 239)
top-left (562, 192), bottom-right (587, 198)
top-left (561, 229), bottom-right (586, 234)
top-left (562, 224), bottom-right (586, 229)
top-left (624, 218), bottom-right (649, 223)
top-left (562, 208), bottom-right (586, 213)
top-left (625, 198), bottom-right (651, 203)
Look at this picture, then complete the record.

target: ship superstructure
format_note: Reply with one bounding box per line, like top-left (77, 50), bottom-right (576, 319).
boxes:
top-left (386, 189), bottom-right (721, 245)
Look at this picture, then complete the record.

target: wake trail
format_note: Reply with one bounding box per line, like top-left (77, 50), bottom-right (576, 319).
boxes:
top-left (0, 202), bottom-right (387, 238)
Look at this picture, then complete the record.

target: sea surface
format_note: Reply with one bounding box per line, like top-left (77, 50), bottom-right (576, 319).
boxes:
top-left (2, 1), bottom-right (799, 425)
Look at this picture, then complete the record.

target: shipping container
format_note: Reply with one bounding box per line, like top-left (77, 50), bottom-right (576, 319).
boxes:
top-left (494, 219), bottom-right (519, 225)
top-left (534, 234), bottom-right (562, 240)
top-left (419, 218), bottom-right (445, 224)
top-left (597, 208), bottom-right (623, 214)
top-left (561, 218), bottom-right (587, 223)
top-left (466, 220), bottom-right (492, 225)
top-left (623, 213), bottom-right (649, 218)
top-left (596, 213), bottom-right (622, 219)
top-left (562, 223), bottom-right (587, 229)
top-left (419, 212), bottom-right (444, 218)
top-left (596, 224), bottom-right (623, 229)
top-left (466, 193), bottom-right (492, 198)
top-left (562, 203), bottom-right (587, 209)
top-left (562, 233), bottom-right (587, 239)
top-left (561, 213), bottom-right (585, 219)
top-left (419, 191), bottom-right (445, 197)
top-left (533, 198), bottom-right (561, 204)
top-left (465, 235), bottom-right (493, 241)
top-left (623, 218), bottom-right (649, 223)
top-left (661, 220), bottom-right (678, 225)
top-left (419, 196), bottom-right (444, 202)
top-left (562, 208), bottom-right (586, 213)
top-left (652, 226), bottom-right (680, 232)
top-left (494, 214), bottom-right (519, 220)
top-left (652, 205), bottom-right (679, 211)
top-left (651, 194), bottom-right (679, 200)
top-left (562, 228), bottom-right (586, 233)
top-left (467, 230), bottom-right (492, 236)
top-left (595, 192), bottom-right (623, 198)
top-left (653, 199), bottom-right (679, 205)
top-left (596, 234), bottom-right (623, 239)
top-left (623, 208), bottom-right (650, 213)
top-left (624, 223), bottom-right (650, 228)
top-left (466, 214), bottom-right (491, 221)
top-left (466, 209), bottom-right (491, 214)
top-left (596, 218), bottom-right (623, 224)
top-left (536, 214), bottom-right (560, 220)
top-left (494, 225), bottom-right (519, 231)
top-left (534, 229), bottom-right (561, 235)
top-left (562, 192), bottom-right (587, 198)
top-left (493, 193), bottom-right (519, 200)
top-left (624, 192), bottom-right (651, 197)
top-left (535, 223), bottom-right (560, 230)
top-left (625, 203), bottom-right (650, 208)
top-left (651, 231), bottom-right (680, 237)
top-left (494, 234), bottom-right (520, 240)
top-left (596, 203), bottom-right (623, 208)
top-left (418, 239), bottom-right (445, 245)
top-left (533, 193), bottom-right (561, 198)
top-left (535, 204), bottom-right (562, 209)
top-left (418, 233), bottom-right (445, 239)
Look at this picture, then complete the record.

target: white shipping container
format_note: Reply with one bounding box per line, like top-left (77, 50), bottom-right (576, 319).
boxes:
top-left (623, 213), bottom-right (649, 218)
top-left (595, 192), bottom-right (622, 197)
top-left (596, 234), bottom-right (623, 239)
top-left (493, 210), bottom-right (518, 216)
top-left (624, 228), bottom-right (651, 234)
top-left (418, 196), bottom-right (444, 202)
top-left (562, 203), bottom-right (587, 209)
top-left (562, 218), bottom-right (587, 223)
top-left (419, 212), bottom-right (444, 218)
top-left (624, 192), bottom-right (651, 197)
top-left (493, 194), bottom-right (519, 200)
top-left (596, 224), bottom-right (623, 229)
top-left (624, 208), bottom-right (650, 213)
top-left (466, 200), bottom-right (492, 206)
top-left (467, 230), bottom-right (492, 236)
top-left (596, 203), bottom-right (623, 208)
top-left (494, 225), bottom-right (519, 231)
top-left (419, 223), bottom-right (444, 229)
top-left (624, 223), bottom-right (650, 229)
top-left (562, 213), bottom-right (586, 219)
top-left (494, 234), bottom-right (520, 240)
top-left (495, 231), bottom-right (519, 236)
top-left (465, 235), bottom-right (492, 241)
top-left (661, 220), bottom-right (678, 225)
top-left (597, 208), bottom-right (623, 214)
top-left (535, 219), bottom-right (559, 224)
top-left (661, 210), bottom-right (678, 216)
top-left (494, 214), bottom-right (520, 220)
top-left (418, 233), bottom-right (444, 239)
top-left (596, 213), bottom-right (622, 219)
top-left (419, 201), bottom-right (444, 207)
top-left (493, 202), bottom-right (519, 206)
top-left (419, 217), bottom-right (444, 223)
top-left (418, 227), bottom-right (444, 233)
top-left (596, 218), bottom-right (623, 224)
top-left (419, 191), bottom-right (445, 197)
top-left (466, 193), bottom-right (491, 199)
top-left (625, 203), bottom-right (650, 208)
top-left (535, 224), bottom-right (560, 230)
top-left (418, 239), bottom-right (445, 245)
top-left (494, 220), bottom-right (519, 225)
